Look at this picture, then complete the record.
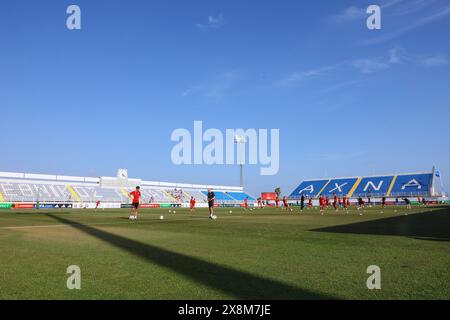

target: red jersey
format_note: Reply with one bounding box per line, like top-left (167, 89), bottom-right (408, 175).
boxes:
top-left (129, 190), bottom-right (141, 203)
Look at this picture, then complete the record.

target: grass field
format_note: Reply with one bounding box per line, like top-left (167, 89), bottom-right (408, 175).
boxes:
top-left (1, 205), bottom-right (449, 300)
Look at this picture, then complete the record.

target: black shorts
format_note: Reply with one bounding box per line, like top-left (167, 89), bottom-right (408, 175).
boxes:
top-left (208, 201), bottom-right (214, 208)
top-left (132, 202), bottom-right (139, 209)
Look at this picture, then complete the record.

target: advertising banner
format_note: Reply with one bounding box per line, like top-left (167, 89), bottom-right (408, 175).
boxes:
top-left (38, 204), bottom-right (57, 209)
top-left (36, 203), bottom-right (74, 209)
top-left (0, 203), bottom-right (12, 209)
top-left (139, 204), bottom-right (160, 208)
top-left (100, 203), bottom-right (122, 209)
top-left (261, 192), bottom-right (277, 200)
top-left (72, 203), bottom-right (121, 209)
top-left (13, 203), bottom-right (35, 209)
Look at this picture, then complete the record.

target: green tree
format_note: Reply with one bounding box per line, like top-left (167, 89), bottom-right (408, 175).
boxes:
top-left (274, 187), bottom-right (281, 199)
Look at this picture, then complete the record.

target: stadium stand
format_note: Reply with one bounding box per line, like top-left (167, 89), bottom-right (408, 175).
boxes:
top-left (0, 170), bottom-right (252, 206)
top-left (201, 191), bottom-right (233, 201)
top-left (226, 192), bottom-right (255, 201)
top-left (198, 190), bottom-right (255, 202)
top-left (289, 171), bottom-right (436, 199)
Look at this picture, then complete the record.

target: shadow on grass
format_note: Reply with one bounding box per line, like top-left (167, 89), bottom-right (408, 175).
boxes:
top-left (312, 208), bottom-right (450, 241)
top-left (47, 214), bottom-right (332, 299)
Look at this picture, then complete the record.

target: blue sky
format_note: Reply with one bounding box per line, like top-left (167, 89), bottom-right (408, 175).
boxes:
top-left (1, 0), bottom-right (449, 196)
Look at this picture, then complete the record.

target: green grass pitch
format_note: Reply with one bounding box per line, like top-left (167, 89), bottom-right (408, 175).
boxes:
top-left (0, 205), bottom-right (449, 300)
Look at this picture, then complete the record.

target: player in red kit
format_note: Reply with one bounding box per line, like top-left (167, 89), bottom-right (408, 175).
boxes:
top-left (244, 197), bottom-right (249, 210)
top-left (343, 196), bottom-right (348, 211)
top-left (129, 186), bottom-right (141, 220)
top-left (95, 200), bottom-right (101, 211)
top-left (189, 196), bottom-right (196, 212)
top-left (275, 197), bottom-right (280, 208)
top-left (319, 195), bottom-right (325, 214)
top-left (282, 196), bottom-right (292, 212)
top-left (333, 193), bottom-right (339, 212)
top-left (308, 197), bottom-right (313, 209)
top-left (257, 197), bottom-right (262, 209)
top-left (325, 196), bottom-right (330, 209)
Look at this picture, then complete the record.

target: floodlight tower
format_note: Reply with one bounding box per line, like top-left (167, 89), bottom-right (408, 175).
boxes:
top-left (36, 186), bottom-right (42, 209)
top-left (235, 134), bottom-right (247, 188)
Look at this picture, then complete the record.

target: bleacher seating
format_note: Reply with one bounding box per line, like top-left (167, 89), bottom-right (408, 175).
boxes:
top-left (0, 171), bottom-right (248, 204)
top-left (183, 190), bottom-right (207, 202)
top-left (226, 192), bottom-right (255, 201)
top-left (352, 176), bottom-right (394, 197)
top-left (289, 172), bottom-right (434, 199)
top-left (201, 191), bottom-right (234, 201)
top-left (199, 191), bottom-right (255, 202)
top-left (0, 182), bottom-right (223, 204)
top-left (0, 183), bottom-right (72, 202)
top-left (321, 178), bottom-right (359, 197)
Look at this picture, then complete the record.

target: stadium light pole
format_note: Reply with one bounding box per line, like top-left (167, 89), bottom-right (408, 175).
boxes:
top-left (235, 134), bottom-right (247, 188)
top-left (36, 186), bottom-right (41, 209)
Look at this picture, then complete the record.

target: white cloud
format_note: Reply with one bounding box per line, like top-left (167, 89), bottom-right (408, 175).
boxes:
top-left (196, 14), bottom-right (225, 29)
top-left (332, 0), bottom-right (404, 22)
top-left (352, 59), bottom-right (389, 74)
top-left (387, 48), bottom-right (448, 67)
top-left (333, 6), bottom-right (367, 22)
top-left (278, 48), bottom-right (447, 88)
top-left (389, 0), bottom-right (433, 17)
top-left (352, 48), bottom-right (448, 73)
top-left (278, 65), bottom-right (338, 85)
top-left (362, 5), bottom-right (450, 45)
top-left (417, 55), bottom-right (449, 67)
top-left (181, 70), bottom-right (241, 100)
top-left (388, 47), bottom-right (407, 64)
top-left (332, 1), bottom-right (450, 45)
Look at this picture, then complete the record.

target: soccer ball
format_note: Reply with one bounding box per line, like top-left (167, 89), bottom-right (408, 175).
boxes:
top-left (229, 210), bottom-right (232, 213)
top-left (173, 210), bottom-right (176, 213)
top-left (160, 215), bottom-right (164, 220)
top-left (212, 215), bottom-right (217, 220)
top-left (169, 210), bottom-right (172, 213)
